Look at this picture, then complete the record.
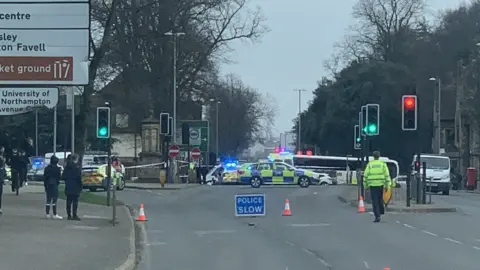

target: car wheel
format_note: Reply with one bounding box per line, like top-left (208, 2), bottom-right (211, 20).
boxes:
top-left (89, 187), bottom-right (97, 192)
top-left (250, 177), bottom-right (262, 188)
top-left (298, 176), bottom-right (310, 188)
top-left (442, 189), bottom-right (450, 195)
top-left (319, 182), bottom-right (329, 186)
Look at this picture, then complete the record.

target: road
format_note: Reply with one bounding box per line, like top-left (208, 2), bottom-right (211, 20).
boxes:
top-left (116, 185), bottom-right (480, 270)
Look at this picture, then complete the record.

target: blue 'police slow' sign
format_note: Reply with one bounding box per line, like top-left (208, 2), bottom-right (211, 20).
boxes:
top-left (235, 194), bottom-right (265, 217)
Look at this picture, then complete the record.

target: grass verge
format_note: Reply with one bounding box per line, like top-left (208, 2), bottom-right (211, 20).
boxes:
top-left (58, 184), bottom-right (124, 206)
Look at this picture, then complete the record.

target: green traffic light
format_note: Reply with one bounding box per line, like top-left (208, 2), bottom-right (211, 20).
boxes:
top-left (356, 137), bottom-right (361, 142)
top-left (98, 127), bottom-right (108, 136)
top-left (367, 124), bottom-right (377, 133)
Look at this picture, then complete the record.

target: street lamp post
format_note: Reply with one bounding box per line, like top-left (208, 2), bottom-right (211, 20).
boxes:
top-left (209, 99), bottom-right (221, 162)
top-left (293, 89), bottom-right (306, 151)
top-left (429, 77), bottom-right (441, 154)
top-left (164, 30), bottom-right (185, 144)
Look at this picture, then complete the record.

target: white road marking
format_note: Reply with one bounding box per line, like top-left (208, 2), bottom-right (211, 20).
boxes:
top-left (473, 246), bottom-right (480, 251)
top-left (156, 192), bottom-right (163, 196)
top-left (364, 261), bottom-right (370, 268)
top-left (313, 192), bottom-right (317, 195)
top-left (444, 238), bottom-right (462, 244)
top-left (67, 225), bottom-right (100, 230)
top-left (316, 256), bottom-right (331, 268)
top-left (302, 248), bottom-right (314, 256)
top-left (396, 221), bottom-right (400, 224)
top-left (474, 239), bottom-right (480, 242)
top-left (403, 224), bottom-right (416, 229)
top-left (148, 229), bottom-right (164, 234)
top-left (421, 230), bottom-right (438, 237)
top-left (146, 241), bottom-right (167, 246)
top-left (287, 223), bottom-right (330, 227)
top-left (285, 241), bottom-right (295, 246)
top-left (82, 215), bottom-right (109, 220)
top-left (194, 230), bottom-right (236, 236)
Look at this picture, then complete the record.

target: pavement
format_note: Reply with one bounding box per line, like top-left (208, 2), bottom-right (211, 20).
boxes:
top-left (114, 184), bottom-right (480, 270)
top-left (337, 185), bottom-right (457, 213)
top-left (0, 184), bottom-right (135, 270)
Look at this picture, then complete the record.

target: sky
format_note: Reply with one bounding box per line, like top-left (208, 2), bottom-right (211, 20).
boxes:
top-left (220, 0), bottom-right (467, 136)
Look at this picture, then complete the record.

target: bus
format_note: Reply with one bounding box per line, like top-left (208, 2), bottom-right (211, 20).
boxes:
top-left (272, 154), bottom-right (399, 185)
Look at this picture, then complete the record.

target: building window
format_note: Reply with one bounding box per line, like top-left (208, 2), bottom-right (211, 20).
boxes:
top-left (442, 128), bottom-right (455, 146)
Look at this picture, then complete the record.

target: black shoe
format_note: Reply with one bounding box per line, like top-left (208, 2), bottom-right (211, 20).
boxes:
top-left (67, 215), bottom-right (72, 220)
top-left (72, 216), bottom-right (81, 221)
top-left (373, 218), bottom-right (381, 223)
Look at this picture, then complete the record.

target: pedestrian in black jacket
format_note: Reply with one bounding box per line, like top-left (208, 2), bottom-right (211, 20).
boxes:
top-left (62, 154), bottom-right (82, 220)
top-left (44, 155), bottom-right (63, 220)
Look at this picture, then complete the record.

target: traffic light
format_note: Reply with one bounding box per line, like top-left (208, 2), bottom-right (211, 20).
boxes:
top-left (96, 107), bottom-right (110, 139)
top-left (167, 117), bottom-right (173, 136)
top-left (181, 122), bottom-right (190, 145)
top-left (160, 113), bottom-right (169, 135)
top-left (414, 160), bottom-right (421, 172)
top-left (274, 147), bottom-right (280, 153)
top-left (360, 106), bottom-right (367, 133)
top-left (402, 95), bottom-right (417, 130)
top-left (366, 104), bottom-right (380, 136)
top-left (354, 124), bottom-right (361, 150)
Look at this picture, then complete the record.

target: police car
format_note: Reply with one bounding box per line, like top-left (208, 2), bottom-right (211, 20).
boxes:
top-left (206, 160), bottom-right (244, 185)
top-left (238, 161), bottom-right (321, 188)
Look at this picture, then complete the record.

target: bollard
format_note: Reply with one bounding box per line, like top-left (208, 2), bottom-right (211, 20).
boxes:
top-left (406, 174), bottom-right (411, 207)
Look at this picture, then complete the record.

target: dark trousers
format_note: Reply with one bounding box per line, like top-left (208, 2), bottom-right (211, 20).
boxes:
top-left (66, 195), bottom-right (79, 217)
top-left (370, 186), bottom-right (385, 219)
top-left (20, 169), bottom-right (27, 183)
top-left (45, 185), bottom-right (59, 215)
top-left (11, 170), bottom-right (18, 191)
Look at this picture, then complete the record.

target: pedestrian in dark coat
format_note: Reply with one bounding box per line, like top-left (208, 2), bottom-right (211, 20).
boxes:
top-left (62, 154), bottom-right (82, 220)
top-left (44, 155), bottom-right (63, 219)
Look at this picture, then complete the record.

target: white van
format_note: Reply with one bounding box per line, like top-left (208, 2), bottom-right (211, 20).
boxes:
top-left (412, 154), bottom-right (451, 195)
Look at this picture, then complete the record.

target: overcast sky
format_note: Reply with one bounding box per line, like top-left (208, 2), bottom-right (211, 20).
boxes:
top-left (220, 0), bottom-right (466, 136)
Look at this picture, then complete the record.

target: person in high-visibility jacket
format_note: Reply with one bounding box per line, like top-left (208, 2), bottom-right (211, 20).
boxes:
top-left (363, 151), bottom-right (391, 223)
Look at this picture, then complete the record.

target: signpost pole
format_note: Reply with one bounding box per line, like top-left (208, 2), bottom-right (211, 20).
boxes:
top-left (53, 106), bottom-right (57, 155)
top-left (71, 87), bottom-right (76, 153)
top-left (35, 109), bottom-right (38, 156)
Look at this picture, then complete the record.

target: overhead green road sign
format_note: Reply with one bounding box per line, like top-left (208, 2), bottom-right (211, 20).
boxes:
top-left (176, 120), bottom-right (209, 152)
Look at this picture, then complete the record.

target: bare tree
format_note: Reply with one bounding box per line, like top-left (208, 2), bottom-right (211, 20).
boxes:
top-left (95, 0), bottom-right (267, 131)
top-left (350, 0), bottom-right (426, 61)
top-left (209, 74), bottom-right (276, 153)
top-left (75, 0), bottom-right (120, 156)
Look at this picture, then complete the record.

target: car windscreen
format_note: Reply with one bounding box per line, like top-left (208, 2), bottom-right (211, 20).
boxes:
top-left (422, 157), bottom-right (450, 170)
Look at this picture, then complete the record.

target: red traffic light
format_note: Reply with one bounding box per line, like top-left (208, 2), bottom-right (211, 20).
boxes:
top-left (296, 150), bottom-right (303, 155)
top-left (403, 96), bottom-right (416, 110)
top-left (274, 147), bottom-right (280, 153)
top-left (306, 150), bottom-right (313, 156)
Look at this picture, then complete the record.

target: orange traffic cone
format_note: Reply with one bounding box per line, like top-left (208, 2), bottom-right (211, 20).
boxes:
top-left (137, 204), bottom-right (147, 221)
top-left (357, 196), bottom-right (366, 213)
top-left (384, 268), bottom-right (390, 270)
top-left (282, 199), bottom-right (292, 216)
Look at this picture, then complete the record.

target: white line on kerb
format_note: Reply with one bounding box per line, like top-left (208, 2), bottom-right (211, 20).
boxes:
top-left (364, 261), bottom-right (370, 268)
top-left (403, 224), bottom-right (416, 229)
top-left (444, 238), bottom-right (462, 244)
top-left (421, 230), bottom-right (438, 237)
top-left (473, 246), bottom-right (480, 251)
